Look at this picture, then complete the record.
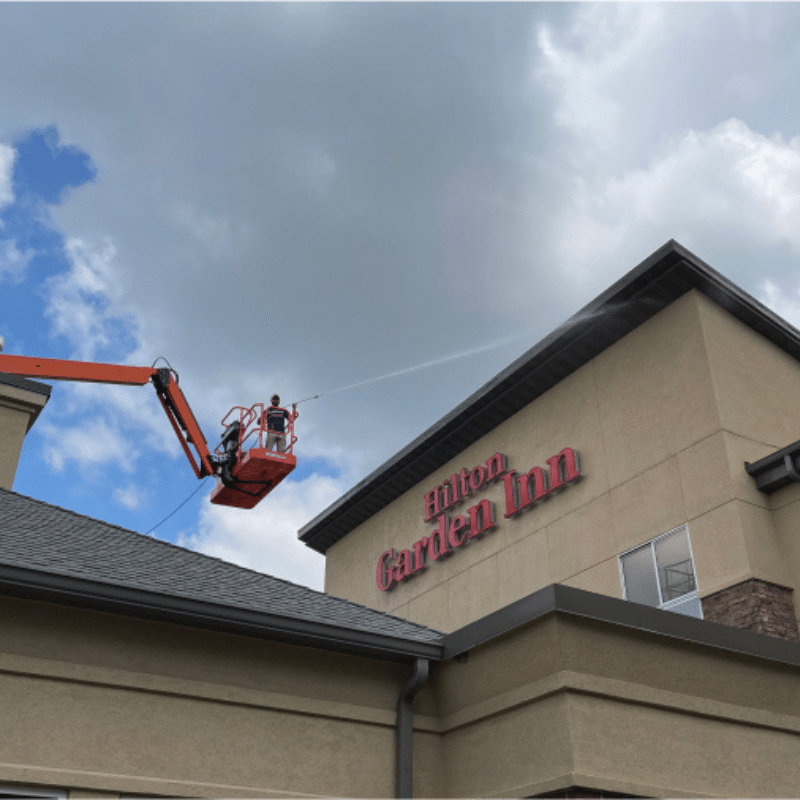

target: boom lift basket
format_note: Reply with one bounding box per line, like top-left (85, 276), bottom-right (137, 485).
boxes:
top-left (0, 352), bottom-right (299, 512)
top-left (210, 402), bottom-right (297, 509)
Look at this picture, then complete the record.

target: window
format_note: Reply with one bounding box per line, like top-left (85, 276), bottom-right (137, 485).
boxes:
top-left (619, 525), bottom-right (702, 619)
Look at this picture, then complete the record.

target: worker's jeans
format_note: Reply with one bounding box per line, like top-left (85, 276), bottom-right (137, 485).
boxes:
top-left (266, 432), bottom-right (287, 453)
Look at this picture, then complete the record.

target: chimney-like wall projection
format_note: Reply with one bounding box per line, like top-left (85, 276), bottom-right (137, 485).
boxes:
top-left (0, 374), bottom-right (50, 490)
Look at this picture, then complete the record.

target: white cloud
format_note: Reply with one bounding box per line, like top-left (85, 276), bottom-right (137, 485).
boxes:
top-left (39, 235), bottom-right (184, 474)
top-left (759, 280), bottom-right (800, 331)
top-left (113, 482), bottom-right (144, 510)
top-left (549, 118), bottom-right (800, 296)
top-left (168, 200), bottom-right (252, 262)
top-left (0, 143), bottom-right (14, 211)
top-left (40, 418), bottom-right (134, 473)
top-left (177, 472), bottom-right (345, 591)
top-left (44, 236), bottom-right (129, 361)
top-left (535, 5), bottom-right (663, 144)
top-left (283, 136), bottom-right (338, 199)
top-left (0, 238), bottom-right (35, 283)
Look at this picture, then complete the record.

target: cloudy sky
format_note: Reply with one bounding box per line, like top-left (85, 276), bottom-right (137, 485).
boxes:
top-left (3, 2), bottom-right (800, 591)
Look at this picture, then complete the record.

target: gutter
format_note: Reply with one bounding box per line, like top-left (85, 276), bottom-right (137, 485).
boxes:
top-left (0, 563), bottom-right (444, 664)
top-left (396, 657), bottom-right (430, 799)
top-left (745, 439), bottom-right (800, 493)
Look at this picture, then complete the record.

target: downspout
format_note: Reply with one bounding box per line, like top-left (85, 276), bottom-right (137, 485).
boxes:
top-left (396, 657), bottom-right (430, 799)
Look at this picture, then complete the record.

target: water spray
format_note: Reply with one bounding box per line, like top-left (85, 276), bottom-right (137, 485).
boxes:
top-left (291, 328), bottom-right (540, 406)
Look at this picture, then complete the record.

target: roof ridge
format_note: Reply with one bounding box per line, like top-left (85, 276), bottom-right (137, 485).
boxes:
top-left (0, 487), bottom-right (443, 637)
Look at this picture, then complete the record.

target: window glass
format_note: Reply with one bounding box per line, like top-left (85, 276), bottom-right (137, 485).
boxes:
top-left (620, 544), bottom-right (660, 607)
top-left (654, 528), bottom-right (695, 603)
top-left (664, 594), bottom-right (703, 619)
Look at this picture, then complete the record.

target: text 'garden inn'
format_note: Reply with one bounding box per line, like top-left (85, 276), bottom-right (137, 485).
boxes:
top-left (376, 447), bottom-right (582, 591)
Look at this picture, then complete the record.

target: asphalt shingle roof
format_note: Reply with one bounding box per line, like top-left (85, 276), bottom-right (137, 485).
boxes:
top-left (0, 371), bottom-right (51, 396)
top-left (0, 488), bottom-right (443, 650)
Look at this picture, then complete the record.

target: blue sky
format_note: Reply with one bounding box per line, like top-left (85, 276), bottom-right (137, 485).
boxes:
top-left (5, 128), bottom-right (210, 537)
top-left (4, 4), bottom-right (800, 589)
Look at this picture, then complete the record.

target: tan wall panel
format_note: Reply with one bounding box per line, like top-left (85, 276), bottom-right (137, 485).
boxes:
top-left (593, 292), bottom-right (720, 489)
top-left (440, 693), bottom-right (573, 798)
top-left (608, 456), bottom-right (686, 556)
top-left (677, 431), bottom-right (735, 520)
top-left (547, 493), bottom-right (616, 584)
top-left (688, 502), bottom-right (751, 596)
top-left (426, 617), bottom-right (563, 718)
top-left (723, 430), bottom-right (775, 510)
top-left (738, 500), bottom-right (793, 588)
top-left (769, 493), bottom-right (800, 623)
top-left (698, 293), bottom-right (800, 448)
top-left (411, 730), bottom-right (445, 799)
top-left (402, 582), bottom-right (451, 632)
top-left (497, 527), bottom-right (551, 608)
top-left (431, 614), bottom-right (800, 796)
top-left (0, 405), bottom-right (32, 489)
top-left (567, 691), bottom-right (800, 797)
top-left (0, 670), bottom-right (395, 798)
top-left (0, 383), bottom-right (48, 490)
top-left (0, 597), bottom-right (406, 714)
top-left (445, 554), bottom-right (500, 632)
top-left (561, 558), bottom-right (623, 599)
top-left (0, 597), bottom-right (409, 798)
top-left (554, 616), bottom-right (800, 718)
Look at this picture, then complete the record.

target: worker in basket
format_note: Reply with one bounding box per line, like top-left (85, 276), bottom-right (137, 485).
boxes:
top-left (261, 394), bottom-right (298, 452)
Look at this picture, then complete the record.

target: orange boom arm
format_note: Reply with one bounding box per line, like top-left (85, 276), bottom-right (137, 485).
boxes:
top-left (0, 354), bottom-right (216, 480)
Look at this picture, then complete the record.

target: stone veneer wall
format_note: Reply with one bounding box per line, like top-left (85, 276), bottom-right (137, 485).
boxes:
top-left (701, 579), bottom-right (800, 642)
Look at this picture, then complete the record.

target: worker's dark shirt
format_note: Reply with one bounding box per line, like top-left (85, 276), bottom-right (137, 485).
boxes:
top-left (264, 406), bottom-right (289, 433)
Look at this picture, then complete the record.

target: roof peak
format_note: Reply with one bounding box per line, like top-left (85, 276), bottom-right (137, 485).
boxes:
top-left (299, 240), bottom-right (800, 553)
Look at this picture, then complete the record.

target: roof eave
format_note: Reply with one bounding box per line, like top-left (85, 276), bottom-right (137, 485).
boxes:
top-left (0, 563), bottom-right (444, 664)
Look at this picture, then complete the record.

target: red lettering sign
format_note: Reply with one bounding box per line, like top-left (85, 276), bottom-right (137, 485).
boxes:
top-left (377, 549), bottom-right (396, 591)
top-left (376, 448), bottom-right (581, 591)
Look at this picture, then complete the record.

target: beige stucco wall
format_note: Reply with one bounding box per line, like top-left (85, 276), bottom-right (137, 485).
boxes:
top-left (416, 613), bottom-right (800, 797)
top-left (0, 381), bottom-right (47, 489)
top-left (0, 594), bottom-right (422, 799)
top-left (325, 291), bottom-right (800, 631)
top-left (766, 481), bottom-right (800, 624)
top-left (5, 593), bottom-right (800, 798)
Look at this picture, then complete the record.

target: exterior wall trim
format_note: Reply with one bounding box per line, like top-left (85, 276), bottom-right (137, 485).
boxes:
top-left (441, 584), bottom-right (800, 668)
top-left (422, 669), bottom-right (800, 737)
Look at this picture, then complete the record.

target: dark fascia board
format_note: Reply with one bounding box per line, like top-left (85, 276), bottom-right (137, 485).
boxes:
top-left (442, 584), bottom-right (800, 669)
top-left (0, 372), bottom-right (52, 397)
top-left (300, 240), bottom-right (800, 554)
top-left (745, 439), bottom-right (800, 493)
top-left (0, 563), bottom-right (444, 664)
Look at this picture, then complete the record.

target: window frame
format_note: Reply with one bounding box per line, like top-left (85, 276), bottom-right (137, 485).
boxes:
top-left (618, 524), bottom-right (702, 617)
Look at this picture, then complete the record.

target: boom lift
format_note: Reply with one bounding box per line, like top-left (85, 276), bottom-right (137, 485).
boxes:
top-left (0, 354), bottom-right (297, 510)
